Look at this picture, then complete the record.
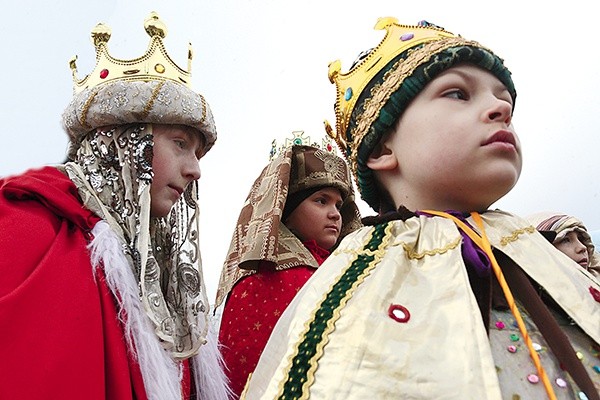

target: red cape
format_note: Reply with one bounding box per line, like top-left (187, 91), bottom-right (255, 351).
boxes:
top-left (0, 167), bottom-right (155, 399)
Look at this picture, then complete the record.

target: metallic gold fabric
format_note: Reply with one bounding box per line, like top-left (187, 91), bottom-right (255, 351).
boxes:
top-left (64, 124), bottom-right (209, 359)
top-left (215, 145), bottom-right (362, 308)
top-left (242, 211), bottom-right (600, 399)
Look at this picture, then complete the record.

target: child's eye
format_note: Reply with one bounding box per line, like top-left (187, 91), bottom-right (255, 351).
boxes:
top-left (443, 89), bottom-right (468, 100)
top-left (174, 139), bottom-right (186, 149)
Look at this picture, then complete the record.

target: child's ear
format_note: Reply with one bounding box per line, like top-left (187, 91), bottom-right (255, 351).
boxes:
top-left (366, 140), bottom-right (398, 171)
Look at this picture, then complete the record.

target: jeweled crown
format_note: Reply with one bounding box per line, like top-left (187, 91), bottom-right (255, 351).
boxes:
top-left (324, 17), bottom-right (456, 157)
top-left (269, 131), bottom-right (336, 161)
top-left (69, 11), bottom-right (192, 94)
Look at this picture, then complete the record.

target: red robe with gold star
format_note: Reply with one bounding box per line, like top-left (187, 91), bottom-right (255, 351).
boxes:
top-left (218, 241), bottom-right (329, 398)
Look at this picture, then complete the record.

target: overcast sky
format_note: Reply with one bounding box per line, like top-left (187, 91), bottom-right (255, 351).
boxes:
top-left (2, 0), bottom-right (599, 301)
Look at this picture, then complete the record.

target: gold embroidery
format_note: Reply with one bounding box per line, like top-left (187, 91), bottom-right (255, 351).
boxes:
top-left (402, 237), bottom-right (461, 260)
top-left (333, 226), bottom-right (461, 260)
top-left (140, 80), bottom-right (166, 119)
top-left (78, 88), bottom-right (99, 129)
top-left (499, 226), bottom-right (536, 246)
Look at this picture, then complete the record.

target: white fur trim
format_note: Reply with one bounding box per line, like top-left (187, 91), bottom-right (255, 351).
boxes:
top-left (90, 221), bottom-right (183, 400)
top-left (89, 221), bottom-right (232, 399)
top-left (192, 319), bottom-right (234, 400)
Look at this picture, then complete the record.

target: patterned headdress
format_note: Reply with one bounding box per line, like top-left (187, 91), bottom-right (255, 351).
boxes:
top-left (61, 13), bottom-right (214, 361)
top-left (527, 212), bottom-right (600, 274)
top-left (215, 144), bottom-right (362, 308)
top-left (324, 17), bottom-right (516, 211)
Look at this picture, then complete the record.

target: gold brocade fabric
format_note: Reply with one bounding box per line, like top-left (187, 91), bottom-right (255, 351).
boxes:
top-left (64, 124), bottom-right (209, 359)
top-left (214, 145), bottom-right (362, 308)
top-left (242, 211), bottom-right (600, 399)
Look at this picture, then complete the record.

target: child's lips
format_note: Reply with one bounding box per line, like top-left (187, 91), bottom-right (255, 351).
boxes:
top-left (325, 224), bottom-right (340, 233)
top-left (169, 185), bottom-right (184, 196)
top-left (482, 130), bottom-right (517, 148)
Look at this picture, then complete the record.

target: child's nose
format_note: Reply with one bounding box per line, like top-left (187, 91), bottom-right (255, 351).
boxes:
top-left (184, 158), bottom-right (201, 181)
top-left (329, 207), bottom-right (341, 220)
top-left (575, 240), bottom-right (587, 253)
top-left (486, 98), bottom-right (512, 125)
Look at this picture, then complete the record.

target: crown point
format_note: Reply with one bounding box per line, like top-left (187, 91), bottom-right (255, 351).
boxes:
top-left (91, 23), bottom-right (111, 48)
top-left (328, 60), bottom-right (341, 84)
top-left (69, 55), bottom-right (78, 73)
top-left (374, 17), bottom-right (398, 31)
top-left (324, 120), bottom-right (334, 138)
top-left (144, 11), bottom-right (167, 39)
top-left (188, 43), bottom-right (193, 72)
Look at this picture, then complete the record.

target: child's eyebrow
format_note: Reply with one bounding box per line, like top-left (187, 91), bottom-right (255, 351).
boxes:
top-left (440, 68), bottom-right (474, 83)
top-left (444, 68), bottom-right (512, 98)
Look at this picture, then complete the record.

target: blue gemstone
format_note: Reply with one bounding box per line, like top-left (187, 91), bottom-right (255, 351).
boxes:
top-left (401, 33), bottom-right (414, 41)
top-left (345, 87), bottom-right (353, 101)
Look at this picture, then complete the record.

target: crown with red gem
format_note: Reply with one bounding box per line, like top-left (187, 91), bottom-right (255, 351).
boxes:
top-left (69, 11), bottom-right (192, 94)
top-left (269, 131), bottom-right (337, 161)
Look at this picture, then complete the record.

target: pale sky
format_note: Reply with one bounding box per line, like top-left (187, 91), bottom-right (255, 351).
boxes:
top-left (2, 0), bottom-right (599, 301)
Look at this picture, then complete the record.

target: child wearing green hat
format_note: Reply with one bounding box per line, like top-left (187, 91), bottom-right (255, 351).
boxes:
top-left (241, 18), bottom-right (600, 399)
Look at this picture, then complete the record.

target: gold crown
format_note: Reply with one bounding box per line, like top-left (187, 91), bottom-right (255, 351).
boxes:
top-left (69, 11), bottom-right (192, 94)
top-left (324, 17), bottom-right (456, 157)
top-left (269, 131), bottom-right (336, 161)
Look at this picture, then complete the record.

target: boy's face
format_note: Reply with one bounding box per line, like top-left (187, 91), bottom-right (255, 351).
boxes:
top-left (380, 64), bottom-right (522, 211)
top-left (285, 187), bottom-right (343, 250)
top-left (553, 231), bottom-right (589, 268)
top-left (150, 124), bottom-right (204, 217)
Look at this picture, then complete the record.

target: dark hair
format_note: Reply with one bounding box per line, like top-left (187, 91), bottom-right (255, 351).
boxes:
top-left (282, 186), bottom-right (324, 222)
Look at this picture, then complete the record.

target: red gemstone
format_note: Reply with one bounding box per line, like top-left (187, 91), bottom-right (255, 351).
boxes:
top-left (589, 286), bottom-right (600, 303)
top-left (327, 144), bottom-right (332, 151)
top-left (100, 69), bottom-right (109, 79)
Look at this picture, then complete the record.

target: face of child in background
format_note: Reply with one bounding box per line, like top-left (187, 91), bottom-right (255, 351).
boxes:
top-left (285, 187), bottom-right (343, 250)
top-left (554, 231), bottom-right (589, 268)
top-left (375, 64), bottom-right (521, 212)
top-left (150, 124), bottom-right (204, 217)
